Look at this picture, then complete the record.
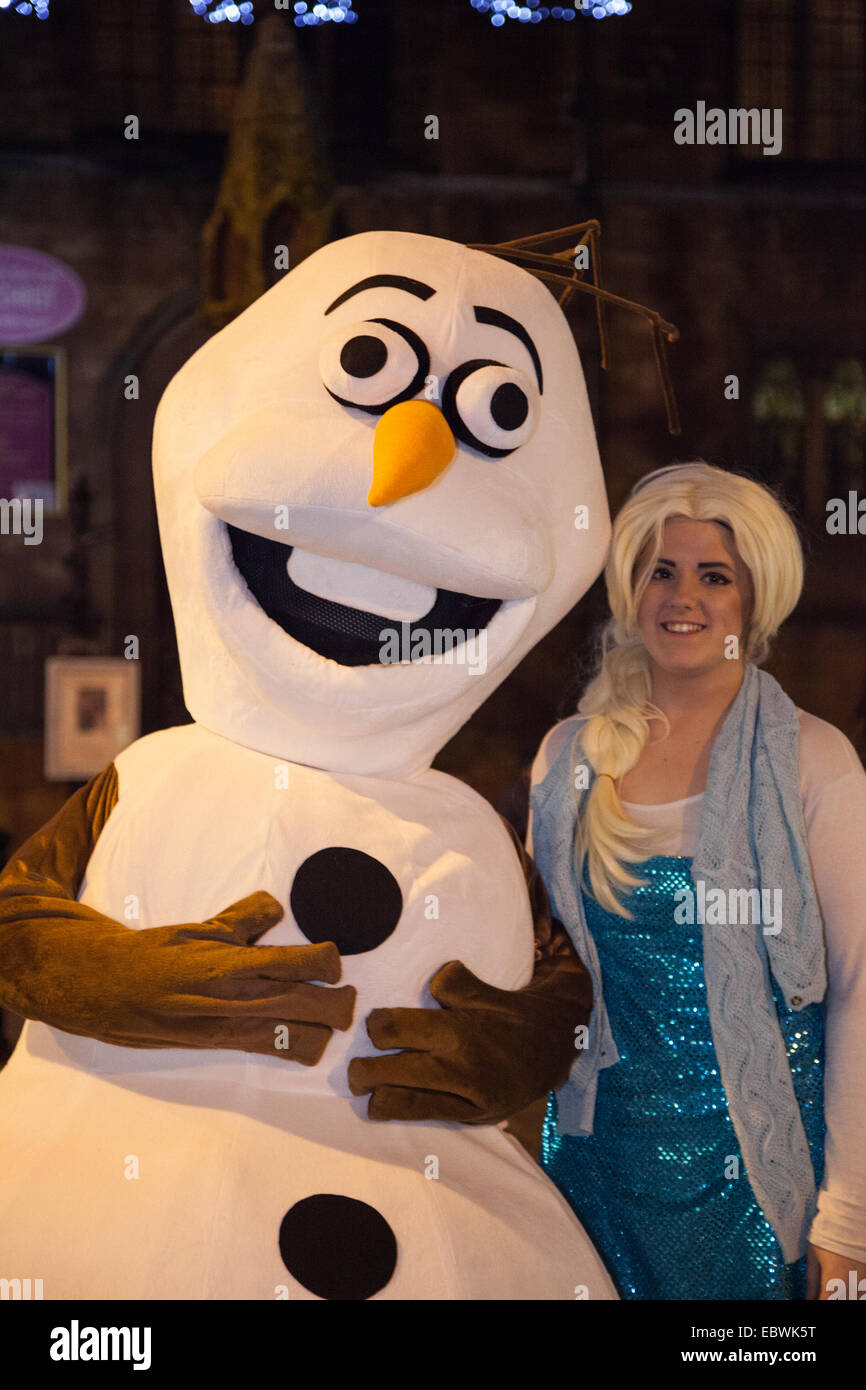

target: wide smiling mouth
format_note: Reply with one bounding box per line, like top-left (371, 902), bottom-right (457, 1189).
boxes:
top-left (659, 620), bottom-right (707, 634)
top-left (227, 523), bottom-right (503, 667)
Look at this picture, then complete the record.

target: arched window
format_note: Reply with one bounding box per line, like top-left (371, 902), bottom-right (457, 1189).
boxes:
top-left (751, 356), bottom-right (805, 504)
top-left (824, 359), bottom-right (866, 496)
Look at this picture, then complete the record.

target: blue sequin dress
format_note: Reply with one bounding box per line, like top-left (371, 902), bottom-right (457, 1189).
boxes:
top-left (541, 856), bottom-right (826, 1300)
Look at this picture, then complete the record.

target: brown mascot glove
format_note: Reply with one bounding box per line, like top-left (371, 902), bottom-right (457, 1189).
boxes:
top-left (347, 818), bottom-right (591, 1123)
top-left (0, 766), bottom-right (355, 1066)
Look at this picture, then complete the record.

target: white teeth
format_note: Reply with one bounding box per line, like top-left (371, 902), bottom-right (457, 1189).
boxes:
top-left (286, 547), bottom-right (436, 622)
top-left (662, 622), bottom-right (704, 632)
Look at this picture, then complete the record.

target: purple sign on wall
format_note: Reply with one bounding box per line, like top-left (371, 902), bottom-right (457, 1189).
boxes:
top-left (0, 245), bottom-right (86, 343)
top-left (0, 367), bottom-right (54, 499)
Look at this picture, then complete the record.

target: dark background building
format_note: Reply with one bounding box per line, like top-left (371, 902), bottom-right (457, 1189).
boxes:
top-left (0, 0), bottom-right (864, 863)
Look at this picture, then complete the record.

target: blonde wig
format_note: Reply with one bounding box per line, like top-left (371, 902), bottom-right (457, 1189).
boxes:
top-left (575, 462), bottom-right (804, 917)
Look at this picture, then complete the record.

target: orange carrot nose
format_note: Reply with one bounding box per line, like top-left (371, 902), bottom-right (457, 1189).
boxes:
top-left (367, 400), bottom-right (456, 507)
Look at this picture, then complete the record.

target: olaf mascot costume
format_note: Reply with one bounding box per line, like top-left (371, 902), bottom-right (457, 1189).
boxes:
top-left (0, 230), bottom-right (617, 1301)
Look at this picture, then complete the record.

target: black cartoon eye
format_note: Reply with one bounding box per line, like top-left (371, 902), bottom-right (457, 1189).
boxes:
top-left (441, 359), bottom-right (539, 458)
top-left (319, 318), bottom-right (430, 414)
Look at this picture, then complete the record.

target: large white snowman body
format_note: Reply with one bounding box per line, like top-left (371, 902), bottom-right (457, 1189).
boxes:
top-left (0, 231), bottom-right (615, 1299)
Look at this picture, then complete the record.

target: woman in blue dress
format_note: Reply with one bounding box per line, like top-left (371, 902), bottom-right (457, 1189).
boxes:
top-left (528, 462), bottom-right (866, 1301)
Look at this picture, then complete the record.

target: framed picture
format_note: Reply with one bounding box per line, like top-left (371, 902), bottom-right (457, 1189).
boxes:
top-left (0, 346), bottom-right (68, 515)
top-left (44, 657), bottom-right (141, 781)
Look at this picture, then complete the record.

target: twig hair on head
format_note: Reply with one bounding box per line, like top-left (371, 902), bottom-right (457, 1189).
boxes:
top-left (467, 221), bottom-right (681, 435)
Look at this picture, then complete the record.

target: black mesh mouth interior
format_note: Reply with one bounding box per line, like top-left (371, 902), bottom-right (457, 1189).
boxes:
top-left (227, 524), bottom-right (502, 667)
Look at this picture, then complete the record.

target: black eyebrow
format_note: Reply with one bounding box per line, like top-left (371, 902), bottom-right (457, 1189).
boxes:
top-left (473, 305), bottom-right (543, 393)
top-left (324, 275), bottom-right (436, 315)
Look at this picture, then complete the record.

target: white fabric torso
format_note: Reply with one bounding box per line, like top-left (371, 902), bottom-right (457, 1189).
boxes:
top-left (0, 724), bottom-right (618, 1300)
top-left (73, 722), bottom-right (536, 1094)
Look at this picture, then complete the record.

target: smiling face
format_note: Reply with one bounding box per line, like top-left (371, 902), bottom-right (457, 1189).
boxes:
top-left (224, 271), bottom-right (545, 667)
top-left (153, 230), bottom-right (610, 777)
top-left (635, 517), bottom-right (753, 678)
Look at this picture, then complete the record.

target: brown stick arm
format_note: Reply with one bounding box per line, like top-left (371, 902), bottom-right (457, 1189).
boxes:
top-left (0, 765), bottom-right (118, 920)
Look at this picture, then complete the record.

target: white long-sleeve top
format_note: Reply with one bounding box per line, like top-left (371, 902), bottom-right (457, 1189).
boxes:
top-left (526, 708), bottom-right (866, 1265)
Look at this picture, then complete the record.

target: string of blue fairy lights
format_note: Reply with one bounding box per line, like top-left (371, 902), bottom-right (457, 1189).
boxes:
top-left (189, 1), bottom-right (255, 23)
top-left (291, 3), bottom-right (359, 26)
top-left (471, 0), bottom-right (632, 23)
top-left (2, 0), bottom-right (631, 23)
top-left (0, 0), bottom-right (50, 17)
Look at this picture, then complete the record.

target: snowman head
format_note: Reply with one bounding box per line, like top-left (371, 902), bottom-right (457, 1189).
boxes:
top-left (153, 229), bottom-right (611, 777)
